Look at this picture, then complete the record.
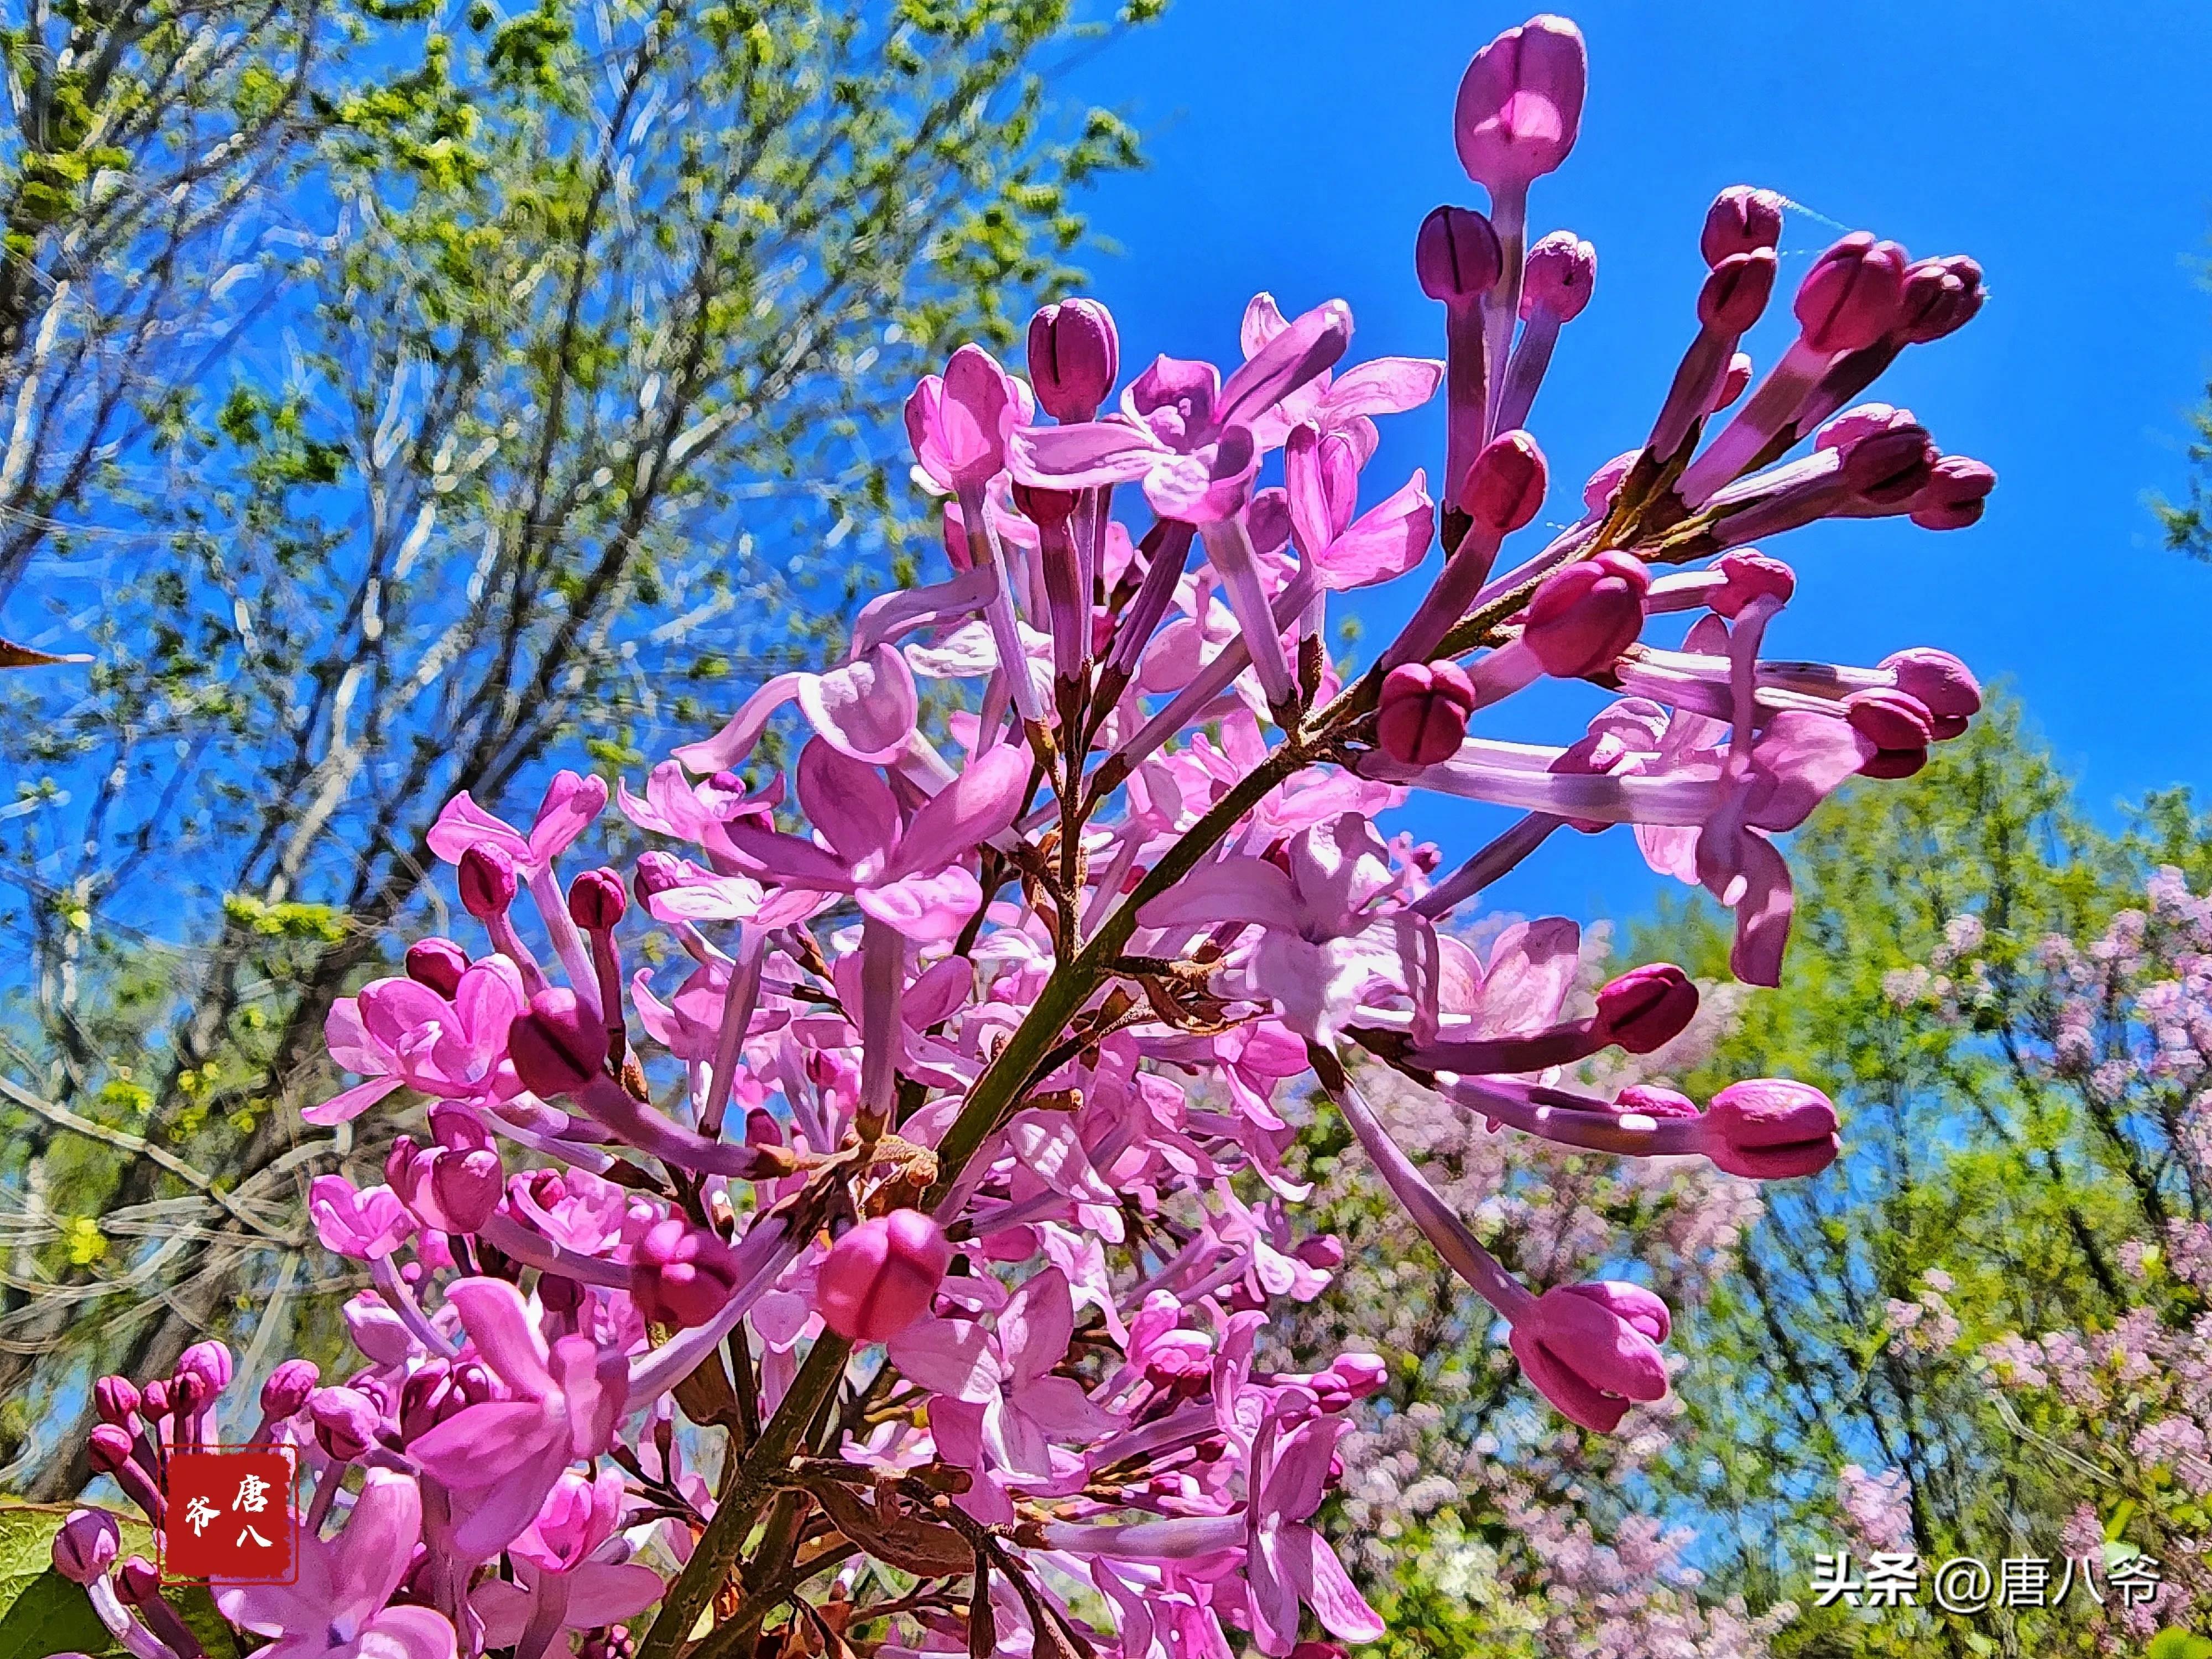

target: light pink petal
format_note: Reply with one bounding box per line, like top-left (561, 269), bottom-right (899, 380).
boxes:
top-left (1726, 831), bottom-right (1794, 988)
top-left (885, 1316), bottom-right (1002, 1402)
top-left (717, 819), bottom-right (861, 892)
top-left (468, 1580), bottom-right (530, 1650)
top-left (1744, 709), bottom-right (1875, 831)
top-left (302, 1075), bottom-right (405, 1128)
top-left (409, 1401), bottom-right (557, 1491)
top-left (525, 771), bottom-right (608, 867)
top-left (983, 1394), bottom-right (1055, 1482)
top-left (1215, 300), bottom-right (1353, 435)
top-left (1008, 420), bottom-right (1164, 489)
top-left (1317, 473), bottom-right (1434, 589)
top-left (886, 744), bottom-right (1029, 880)
top-left (1010, 1373), bottom-right (1119, 1439)
top-left (427, 792), bottom-right (527, 865)
top-left (1474, 917), bottom-right (1582, 1037)
top-left (1259, 1418), bottom-right (1339, 1523)
top-left (325, 998), bottom-right (382, 1074)
top-left (1314, 355), bottom-right (1444, 422)
top-left (1141, 433), bottom-right (1258, 524)
top-left (446, 1439), bottom-right (573, 1560)
top-left (1135, 856), bottom-right (1300, 935)
top-left (1245, 1528), bottom-right (1302, 1657)
top-left (799, 644), bottom-right (917, 765)
top-left (565, 1561), bottom-right (666, 1627)
top-left (1277, 1525), bottom-right (1386, 1644)
top-left (1240, 292), bottom-right (1291, 358)
top-left (356, 1605), bottom-right (460, 1659)
top-left (356, 977), bottom-right (449, 1051)
top-left (796, 740), bottom-right (900, 868)
top-left (328, 1468), bottom-right (423, 1621)
top-left (1634, 821), bottom-right (1702, 884)
top-left (446, 1276), bottom-right (556, 1397)
top-left (857, 868), bottom-right (983, 943)
top-left (998, 1266), bottom-right (1075, 1387)
top-left (670, 672), bottom-right (804, 774)
top-left (646, 873), bottom-right (771, 925)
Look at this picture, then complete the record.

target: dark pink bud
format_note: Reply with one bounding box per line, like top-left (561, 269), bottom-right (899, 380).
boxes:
top-left (1415, 205), bottom-right (1503, 304)
top-left (1897, 255), bottom-right (1986, 344)
top-left (168, 1370), bottom-right (211, 1421)
top-left (567, 868), bottom-right (627, 932)
top-left (138, 1379), bottom-right (171, 1421)
top-left (1582, 451), bottom-right (1635, 518)
top-left (1010, 481), bottom-right (1080, 528)
top-left (509, 988), bottom-right (606, 1097)
top-left (1521, 232), bottom-right (1595, 322)
top-left (398, 1363), bottom-right (456, 1442)
top-left (1844, 688), bottom-right (1933, 751)
top-left (1454, 14), bottom-right (1588, 191)
top-left (260, 1359), bottom-right (320, 1420)
top-left (116, 1555), bottom-right (161, 1608)
top-left (1712, 350), bottom-right (1753, 413)
top-left (309, 1385), bottom-right (382, 1461)
top-left (633, 850), bottom-right (683, 906)
top-left (429, 1102), bottom-right (490, 1154)
top-left (405, 937), bottom-right (469, 998)
top-left (1614, 1083), bottom-right (1699, 1120)
top-left (87, 1424), bottom-right (137, 1477)
top-left (93, 1375), bottom-right (140, 1426)
top-left (817, 1210), bottom-right (952, 1343)
top-left (1524, 551), bottom-right (1649, 677)
top-left (1860, 747), bottom-right (1928, 781)
top-left (539, 1272), bottom-right (583, 1317)
top-left (1881, 647), bottom-right (1981, 726)
top-left (1027, 298), bottom-right (1119, 422)
top-left (1700, 186), bottom-right (1785, 265)
top-left (1793, 232), bottom-right (1910, 354)
top-left (1294, 1234), bottom-right (1347, 1271)
top-left (633, 1217), bottom-right (745, 1330)
top-left (458, 842), bottom-right (518, 919)
top-left (936, 344), bottom-right (1018, 489)
top-left (430, 1148), bottom-right (504, 1235)
top-left (454, 1360), bottom-right (497, 1406)
top-left (1290, 1645), bottom-right (1352, 1659)
top-left (385, 1135), bottom-right (421, 1201)
top-left (1840, 425), bottom-right (1937, 505)
top-left (1910, 455), bottom-right (1995, 530)
top-left (52, 1509), bottom-right (119, 1584)
top-left (1709, 550), bottom-right (1795, 618)
top-left (1697, 248), bottom-right (1777, 334)
top-left (1510, 1281), bottom-right (1671, 1433)
top-left (1702, 1078), bottom-right (1840, 1180)
top-left (176, 1341), bottom-right (233, 1398)
top-left (1595, 963), bottom-right (1698, 1053)
top-left (1462, 429), bottom-right (1547, 530)
top-left (1377, 662), bottom-right (1478, 766)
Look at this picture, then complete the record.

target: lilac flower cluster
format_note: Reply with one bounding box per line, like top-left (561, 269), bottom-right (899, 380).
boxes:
top-left (56, 14), bottom-right (1990, 1657)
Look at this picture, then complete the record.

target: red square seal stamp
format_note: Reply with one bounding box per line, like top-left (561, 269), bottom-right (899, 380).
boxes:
top-left (159, 1447), bottom-right (299, 1584)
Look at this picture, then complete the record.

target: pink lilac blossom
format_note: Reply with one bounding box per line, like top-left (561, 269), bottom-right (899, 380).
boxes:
top-left (56, 15), bottom-right (1989, 1658)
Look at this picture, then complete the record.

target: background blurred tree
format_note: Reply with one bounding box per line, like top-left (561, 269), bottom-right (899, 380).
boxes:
top-left (0, 0), bottom-right (1154, 1496)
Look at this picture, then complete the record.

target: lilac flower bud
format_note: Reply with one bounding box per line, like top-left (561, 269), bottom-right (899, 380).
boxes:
top-left (1291, 1645), bottom-right (1352, 1659)
top-left (1897, 255), bottom-right (1986, 344)
top-left (1454, 14), bottom-right (1588, 192)
top-left (1509, 1280), bottom-right (1671, 1433)
top-left (52, 1509), bottom-right (119, 1584)
top-left (1582, 451), bottom-right (1635, 518)
top-left (934, 344), bottom-right (1019, 490)
top-left (309, 1385), bottom-right (382, 1460)
top-left (453, 1359), bottom-right (497, 1405)
top-left (115, 1555), bottom-right (161, 1608)
top-left (1793, 233), bottom-right (1910, 354)
top-left (92, 1375), bottom-right (140, 1427)
top-left (567, 867), bottom-right (627, 932)
top-left (1697, 248), bottom-right (1777, 334)
top-left (260, 1359), bottom-right (320, 1420)
top-left (1881, 647), bottom-right (1981, 732)
top-left (1702, 1079), bottom-right (1840, 1179)
top-left (430, 1147), bottom-right (505, 1235)
top-left (1709, 550), bottom-right (1794, 618)
top-left (86, 1423), bottom-right (137, 1475)
top-left (509, 987), bottom-right (607, 1097)
top-left (1711, 350), bottom-right (1753, 413)
top-left (404, 936), bottom-right (469, 997)
top-left (1010, 481), bottom-right (1080, 528)
top-left (1815, 401), bottom-right (1913, 452)
top-left (818, 1211), bottom-right (952, 1343)
top-left (539, 1272), bottom-right (583, 1317)
top-left (633, 1217), bottom-right (747, 1331)
top-left (138, 1379), bottom-right (171, 1420)
top-left (343, 1291), bottom-right (415, 1366)
top-left (429, 1102), bottom-right (491, 1154)
top-left (1294, 1234), bottom-right (1347, 1271)
top-left (1860, 747), bottom-right (1928, 781)
top-left (1324, 1353), bottom-right (1389, 1400)
top-left (1521, 231), bottom-right (1595, 321)
top-left (169, 1370), bottom-right (211, 1421)
top-left (1462, 429), bottom-right (1547, 530)
top-left (1377, 662), bottom-right (1477, 766)
top-left (458, 842), bottom-right (519, 919)
top-left (1910, 455), bottom-right (1995, 530)
top-left (1700, 186), bottom-right (1785, 266)
top-left (633, 849), bottom-right (683, 907)
top-left (1415, 205), bottom-right (1503, 304)
top-left (1840, 425), bottom-right (1937, 505)
top-left (1594, 963), bottom-right (1697, 1053)
top-left (1524, 551), bottom-right (1649, 677)
top-left (1027, 298), bottom-right (1120, 423)
top-left (399, 1361), bottom-right (458, 1442)
top-left (385, 1135), bottom-right (421, 1203)
top-left (1844, 688), bottom-right (1933, 751)
top-left (1615, 1083), bottom-right (1700, 1120)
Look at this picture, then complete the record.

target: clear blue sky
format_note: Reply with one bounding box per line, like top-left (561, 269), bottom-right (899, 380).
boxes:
top-left (1062, 0), bottom-right (2212, 928)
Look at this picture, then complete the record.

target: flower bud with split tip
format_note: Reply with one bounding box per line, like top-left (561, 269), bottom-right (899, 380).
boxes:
top-left (817, 1210), bottom-right (952, 1343)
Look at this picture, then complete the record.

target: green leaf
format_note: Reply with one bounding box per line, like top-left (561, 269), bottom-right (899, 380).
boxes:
top-left (2146, 1630), bottom-right (2212, 1659)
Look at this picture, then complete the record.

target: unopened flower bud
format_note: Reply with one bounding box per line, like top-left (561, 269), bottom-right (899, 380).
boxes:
top-left (1700, 185), bottom-right (1785, 265)
top-left (138, 1379), bottom-right (170, 1421)
top-left (1794, 232), bottom-right (1910, 354)
top-left (633, 1217), bottom-right (745, 1331)
top-left (1462, 429), bottom-right (1547, 530)
top-left (567, 868), bottom-right (627, 932)
top-left (1711, 350), bottom-right (1753, 413)
top-left (1521, 232), bottom-right (1595, 321)
top-left (1582, 451), bottom-right (1635, 518)
top-left (1415, 205), bottom-right (1503, 305)
top-left (115, 1555), bottom-right (161, 1608)
top-left (1509, 1281), bottom-right (1671, 1433)
top-left (1709, 550), bottom-right (1794, 618)
top-left (1702, 1079), bottom-right (1840, 1179)
top-left (1840, 425), bottom-right (1937, 505)
top-left (309, 1385), bottom-right (382, 1461)
top-left (1614, 1083), bottom-right (1699, 1119)
top-left (1524, 551), bottom-right (1649, 677)
top-left (430, 1147), bottom-right (505, 1235)
top-left (458, 842), bottom-right (519, 919)
top-left (93, 1375), bottom-right (140, 1427)
top-left (405, 937), bottom-right (469, 997)
top-left (1881, 648), bottom-right (1981, 731)
top-left (87, 1423), bottom-right (137, 1476)
top-left (1697, 248), bottom-right (1777, 334)
top-left (177, 1340), bottom-right (233, 1397)
top-left (1859, 747), bottom-right (1928, 781)
top-left (1594, 963), bottom-right (1697, 1053)
top-left (1377, 662), bottom-right (1477, 766)
top-left (1897, 254), bottom-right (1986, 343)
top-left (539, 1272), bottom-right (583, 1317)
top-left (1010, 481), bottom-right (1081, 528)
top-left (509, 988), bottom-right (606, 1097)
top-left (169, 1370), bottom-right (210, 1421)
top-left (1909, 455), bottom-right (1995, 530)
top-left (817, 1210), bottom-right (952, 1343)
top-left (260, 1359), bottom-right (320, 1421)
top-left (1844, 688), bottom-right (1933, 751)
top-left (1324, 1353), bottom-right (1389, 1401)
top-left (1027, 298), bottom-right (1120, 423)
top-left (1294, 1235), bottom-right (1347, 1272)
top-left (51, 1509), bottom-right (119, 1585)
top-left (1454, 14), bottom-right (1588, 191)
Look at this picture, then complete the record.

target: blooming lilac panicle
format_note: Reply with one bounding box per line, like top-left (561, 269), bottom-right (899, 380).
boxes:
top-left (66, 15), bottom-right (1989, 1659)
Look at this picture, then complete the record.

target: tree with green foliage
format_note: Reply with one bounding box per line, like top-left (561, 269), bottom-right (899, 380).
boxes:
top-left (0, 0), bottom-right (1154, 1498)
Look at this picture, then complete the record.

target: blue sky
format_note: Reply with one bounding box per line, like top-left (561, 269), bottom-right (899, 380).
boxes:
top-left (1062, 0), bottom-right (2212, 928)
